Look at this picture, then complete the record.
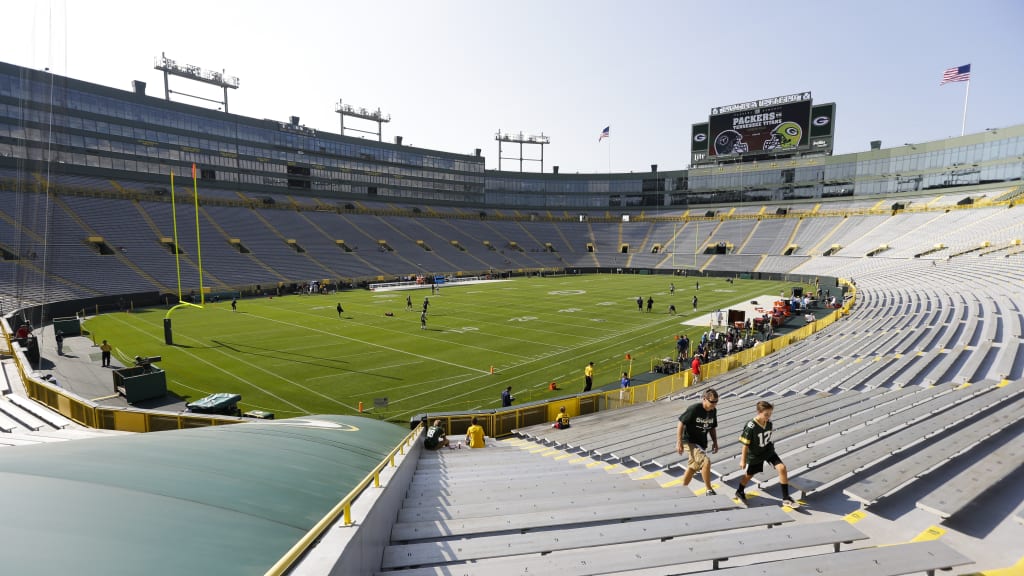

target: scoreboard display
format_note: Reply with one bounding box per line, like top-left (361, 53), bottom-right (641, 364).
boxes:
top-left (692, 92), bottom-right (835, 164)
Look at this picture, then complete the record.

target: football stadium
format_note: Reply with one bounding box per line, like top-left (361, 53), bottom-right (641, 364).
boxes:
top-left (2, 5), bottom-right (1023, 575)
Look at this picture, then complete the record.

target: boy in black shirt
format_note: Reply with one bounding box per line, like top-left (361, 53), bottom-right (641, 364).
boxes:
top-left (676, 388), bottom-right (719, 495)
top-left (736, 401), bottom-right (795, 507)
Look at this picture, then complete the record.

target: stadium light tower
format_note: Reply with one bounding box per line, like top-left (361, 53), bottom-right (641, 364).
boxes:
top-left (496, 131), bottom-right (550, 172)
top-left (154, 53), bottom-right (239, 112)
top-left (336, 100), bottom-right (391, 141)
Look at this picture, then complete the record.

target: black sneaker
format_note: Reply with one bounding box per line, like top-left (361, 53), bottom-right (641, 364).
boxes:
top-left (734, 489), bottom-right (747, 503)
top-left (706, 488), bottom-right (717, 496)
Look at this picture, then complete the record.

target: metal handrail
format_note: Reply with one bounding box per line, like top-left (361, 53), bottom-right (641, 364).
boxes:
top-left (263, 422), bottom-right (423, 576)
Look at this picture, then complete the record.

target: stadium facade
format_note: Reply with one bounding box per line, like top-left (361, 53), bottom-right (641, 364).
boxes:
top-left (2, 60), bottom-right (1022, 210)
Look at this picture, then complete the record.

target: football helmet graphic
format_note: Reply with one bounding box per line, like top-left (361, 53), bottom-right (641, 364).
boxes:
top-left (763, 121), bottom-right (803, 150)
top-left (714, 130), bottom-right (748, 155)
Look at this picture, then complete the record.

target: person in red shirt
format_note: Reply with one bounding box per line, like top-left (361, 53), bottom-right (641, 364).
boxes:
top-left (691, 355), bottom-right (702, 384)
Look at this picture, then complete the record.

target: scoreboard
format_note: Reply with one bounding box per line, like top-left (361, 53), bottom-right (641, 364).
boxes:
top-left (692, 92), bottom-right (835, 164)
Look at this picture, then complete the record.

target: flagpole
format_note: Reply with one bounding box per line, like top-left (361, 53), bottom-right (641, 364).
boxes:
top-left (961, 79), bottom-right (970, 137)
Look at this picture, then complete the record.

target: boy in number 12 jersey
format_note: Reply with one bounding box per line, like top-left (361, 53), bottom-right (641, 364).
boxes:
top-left (736, 401), bottom-right (796, 507)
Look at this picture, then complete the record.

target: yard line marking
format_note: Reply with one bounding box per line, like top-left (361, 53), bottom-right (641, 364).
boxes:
top-left (305, 360), bottom-right (424, 380)
top-left (106, 314), bottom-right (312, 414)
top-left (239, 310), bottom-right (491, 374)
top-left (389, 314), bottom-right (688, 418)
top-left (280, 307), bottom-right (546, 359)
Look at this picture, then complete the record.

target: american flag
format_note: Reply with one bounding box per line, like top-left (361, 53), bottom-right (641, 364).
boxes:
top-left (940, 64), bottom-right (971, 85)
top-left (598, 126), bottom-right (609, 141)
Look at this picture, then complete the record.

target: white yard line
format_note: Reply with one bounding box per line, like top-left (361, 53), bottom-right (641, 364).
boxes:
top-left (106, 314), bottom-right (312, 414)
top-left (389, 314), bottom-right (683, 419)
top-left (289, 306), bottom-right (573, 357)
top-left (240, 310), bottom-right (491, 374)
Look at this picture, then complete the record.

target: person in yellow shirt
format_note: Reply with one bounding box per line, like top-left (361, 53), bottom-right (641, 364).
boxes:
top-left (465, 417), bottom-right (486, 448)
top-left (552, 407), bottom-right (571, 429)
top-left (100, 340), bottom-right (112, 367)
top-left (583, 361), bottom-right (594, 392)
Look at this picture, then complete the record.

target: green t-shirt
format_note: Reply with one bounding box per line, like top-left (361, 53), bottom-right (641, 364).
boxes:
top-left (738, 418), bottom-right (774, 460)
top-left (678, 403), bottom-right (717, 449)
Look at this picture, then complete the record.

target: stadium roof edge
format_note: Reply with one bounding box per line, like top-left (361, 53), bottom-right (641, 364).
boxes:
top-left (0, 414), bottom-right (409, 576)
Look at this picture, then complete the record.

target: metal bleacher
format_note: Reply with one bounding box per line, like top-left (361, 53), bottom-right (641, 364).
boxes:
top-left (504, 222), bottom-right (1024, 573)
top-left (375, 438), bottom-right (893, 576)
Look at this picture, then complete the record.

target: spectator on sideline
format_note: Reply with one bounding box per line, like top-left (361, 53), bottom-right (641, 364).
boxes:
top-left (552, 407), bottom-right (571, 429)
top-left (466, 417), bottom-right (486, 448)
top-left (501, 386), bottom-right (514, 407)
top-left (691, 355), bottom-right (701, 384)
top-left (55, 330), bottom-right (64, 356)
top-left (100, 340), bottom-right (112, 367)
top-left (736, 401), bottom-right (795, 507)
top-left (583, 361), bottom-right (595, 392)
top-left (424, 419), bottom-right (450, 450)
top-left (676, 388), bottom-right (720, 495)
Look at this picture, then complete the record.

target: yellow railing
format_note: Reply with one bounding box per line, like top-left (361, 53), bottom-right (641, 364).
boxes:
top-left (264, 423), bottom-right (422, 576)
top-left (3, 329), bottom-right (241, 432)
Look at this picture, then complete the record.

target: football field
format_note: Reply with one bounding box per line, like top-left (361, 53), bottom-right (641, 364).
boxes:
top-left (82, 275), bottom-right (800, 421)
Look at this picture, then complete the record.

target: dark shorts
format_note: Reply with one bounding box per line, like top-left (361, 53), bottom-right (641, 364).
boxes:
top-left (746, 451), bottom-right (782, 475)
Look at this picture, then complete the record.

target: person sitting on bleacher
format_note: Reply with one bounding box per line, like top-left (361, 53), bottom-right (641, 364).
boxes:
top-left (465, 417), bottom-right (486, 448)
top-left (424, 419), bottom-right (450, 450)
top-left (552, 407), bottom-right (571, 429)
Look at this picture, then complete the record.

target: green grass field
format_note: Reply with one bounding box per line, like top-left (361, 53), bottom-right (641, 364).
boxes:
top-left (82, 275), bottom-right (799, 422)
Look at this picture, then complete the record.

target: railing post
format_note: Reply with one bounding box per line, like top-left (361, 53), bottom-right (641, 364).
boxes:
top-left (343, 502), bottom-right (352, 526)
top-left (374, 470), bottom-right (380, 488)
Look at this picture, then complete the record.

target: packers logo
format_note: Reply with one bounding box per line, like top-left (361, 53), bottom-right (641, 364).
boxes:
top-left (693, 133), bottom-right (707, 143)
top-left (813, 116), bottom-right (831, 127)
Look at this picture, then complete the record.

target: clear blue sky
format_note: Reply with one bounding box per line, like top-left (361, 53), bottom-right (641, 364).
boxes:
top-left (4, 0), bottom-right (1021, 174)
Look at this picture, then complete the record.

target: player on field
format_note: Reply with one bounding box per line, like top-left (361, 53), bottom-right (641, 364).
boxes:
top-left (736, 400), bottom-right (795, 507)
top-left (336, 302), bottom-right (343, 318)
top-left (406, 294), bottom-right (413, 311)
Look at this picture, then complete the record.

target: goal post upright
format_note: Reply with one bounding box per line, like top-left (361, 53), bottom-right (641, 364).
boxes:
top-left (163, 167), bottom-right (205, 345)
top-left (192, 163), bottom-right (205, 305)
top-left (671, 219), bottom-right (699, 270)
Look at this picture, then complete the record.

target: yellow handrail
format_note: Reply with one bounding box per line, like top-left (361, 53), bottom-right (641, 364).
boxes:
top-left (263, 422), bottom-right (423, 576)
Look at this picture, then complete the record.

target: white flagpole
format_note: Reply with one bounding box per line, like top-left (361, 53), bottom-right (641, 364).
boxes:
top-left (960, 79), bottom-right (970, 137)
